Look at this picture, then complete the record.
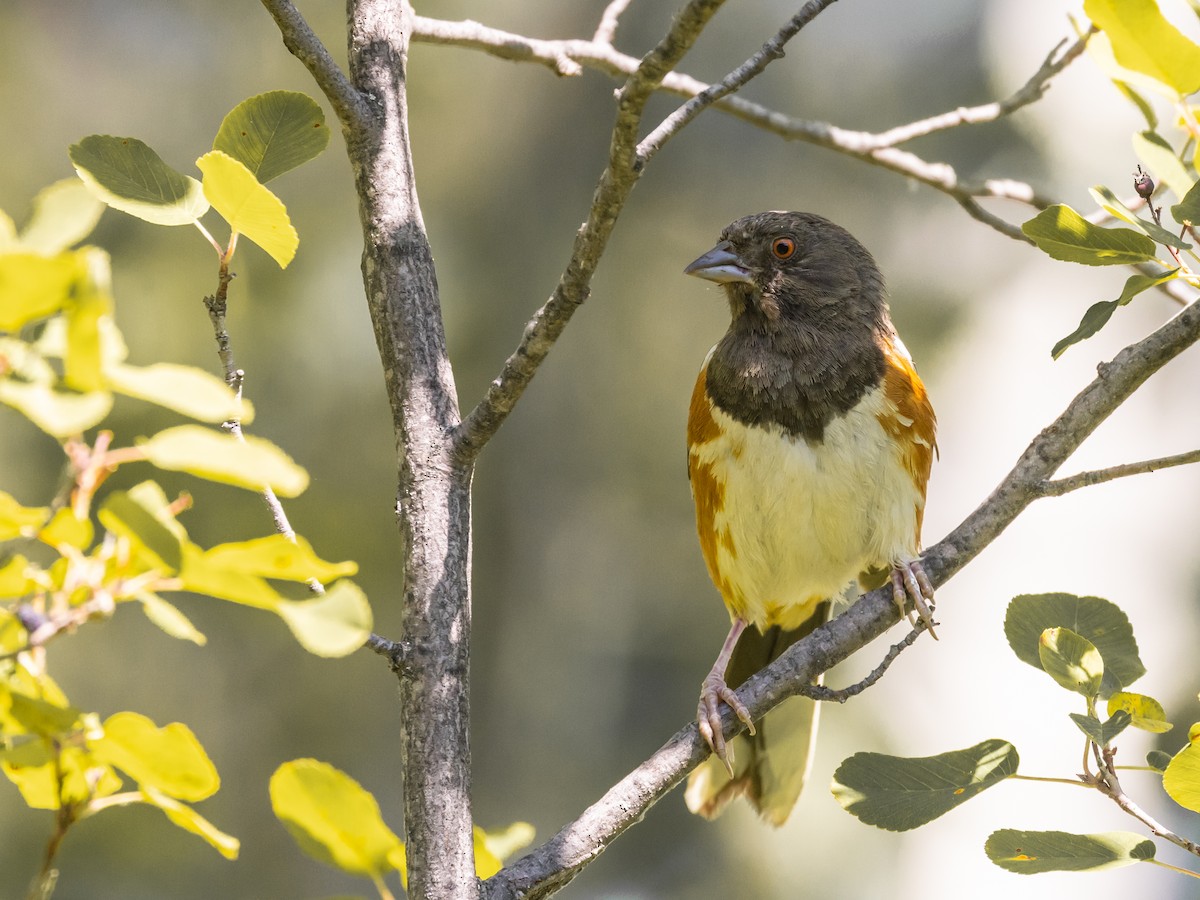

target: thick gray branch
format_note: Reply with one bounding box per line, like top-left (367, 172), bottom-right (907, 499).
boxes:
top-left (484, 295), bottom-right (1200, 899)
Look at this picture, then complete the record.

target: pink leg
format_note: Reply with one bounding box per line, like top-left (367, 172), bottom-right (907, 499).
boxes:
top-left (892, 559), bottom-right (937, 640)
top-left (697, 617), bottom-right (757, 775)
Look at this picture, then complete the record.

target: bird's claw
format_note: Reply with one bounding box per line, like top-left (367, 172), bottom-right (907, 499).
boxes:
top-left (892, 559), bottom-right (937, 640)
top-left (698, 671), bottom-right (755, 776)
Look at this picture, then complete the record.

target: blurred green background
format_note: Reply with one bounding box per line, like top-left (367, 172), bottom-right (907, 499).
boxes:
top-left (3, 1), bottom-right (1200, 898)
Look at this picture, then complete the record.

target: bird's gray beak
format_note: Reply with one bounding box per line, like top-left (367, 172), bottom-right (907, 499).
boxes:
top-left (683, 240), bottom-right (754, 285)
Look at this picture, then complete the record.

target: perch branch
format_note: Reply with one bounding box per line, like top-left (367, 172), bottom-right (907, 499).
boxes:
top-left (483, 284), bottom-right (1200, 900)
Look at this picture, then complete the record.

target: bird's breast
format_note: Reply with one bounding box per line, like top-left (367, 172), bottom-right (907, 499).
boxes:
top-left (688, 362), bottom-right (926, 630)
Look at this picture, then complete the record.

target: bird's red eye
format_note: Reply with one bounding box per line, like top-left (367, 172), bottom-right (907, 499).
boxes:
top-left (771, 237), bottom-right (796, 259)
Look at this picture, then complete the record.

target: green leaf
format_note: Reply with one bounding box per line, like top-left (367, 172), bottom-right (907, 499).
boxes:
top-left (62, 249), bottom-right (112, 392)
top-left (0, 250), bottom-right (85, 330)
top-left (1133, 130), bottom-right (1196, 202)
top-left (91, 711), bottom-right (219, 801)
top-left (986, 829), bottom-right (1155, 873)
top-left (136, 592), bottom-right (207, 646)
top-left (2, 744), bottom-right (121, 809)
top-left (98, 489), bottom-right (183, 572)
top-left (1021, 205), bottom-right (1155, 265)
top-left (0, 491), bottom-right (49, 540)
top-left (0, 380), bottom-right (112, 438)
top-left (0, 555), bottom-right (36, 599)
top-left (831, 739), bottom-right (1018, 831)
top-left (179, 543), bottom-right (285, 609)
top-left (138, 425), bottom-right (309, 497)
top-left (270, 758), bottom-right (404, 878)
top-left (276, 581), bottom-right (373, 658)
top-left (140, 784), bottom-right (240, 859)
top-left (196, 151), bottom-right (297, 267)
top-left (1147, 750), bottom-right (1173, 772)
top-left (1068, 710), bottom-right (1131, 746)
top-left (37, 508), bottom-right (94, 551)
top-left (69, 135), bottom-right (209, 226)
top-left (18, 179), bottom-right (105, 254)
top-left (1083, 23), bottom-right (1181, 103)
top-left (1038, 627), bottom-right (1104, 697)
top-left (1085, 0), bottom-right (1200, 95)
top-left (106, 361), bottom-right (254, 424)
top-left (1004, 594), bottom-right (1145, 695)
top-left (1163, 726), bottom-right (1200, 812)
top-left (213, 91), bottom-right (331, 184)
top-left (7, 691), bottom-right (83, 737)
top-left (203, 534), bottom-right (357, 583)
top-left (1108, 691), bottom-right (1173, 733)
top-left (1088, 185), bottom-right (1190, 248)
top-left (1051, 268), bottom-right (1180, 359)
top-left (1170, 176), bottom-right (1200, 227)
top-left (476, 821), bottom-right (535, 873)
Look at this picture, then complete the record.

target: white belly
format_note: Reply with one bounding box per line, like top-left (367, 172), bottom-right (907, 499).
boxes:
top-left (691, 388), bottom-right (923, 629)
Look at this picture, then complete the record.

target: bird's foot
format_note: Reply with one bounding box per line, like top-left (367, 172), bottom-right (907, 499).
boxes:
top-left (892, 559), bottom-right (937, 640)
top-left (697, 670), bottom-right (756, 776)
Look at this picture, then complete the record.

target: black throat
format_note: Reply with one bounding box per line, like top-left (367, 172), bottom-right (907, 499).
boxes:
top-left (704, 314), bottom-right (887, 443)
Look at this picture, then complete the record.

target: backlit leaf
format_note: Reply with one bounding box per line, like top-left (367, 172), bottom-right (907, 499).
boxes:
top-left (140, 784), bottom-right (240, 859)
top-left (136, 592), bottom-right (206, 646)
top-left (1163, 727), bottom-right (1200, 813)
top-left (276, 581), bottom-right (372, 658)
top-left (0, 491), bottom-right (49, 540)
top-left (18, 179), bottom-right (105, 255)
top-left (0, 380), bottom-right (111, 438)
top-left (106, 362), bottom-right (253, 424)
top-left (986, 829), bottom-right (1154, 873)
top-left (138, 425), bottom-right (309, 497)
top-left (91, 711), bottom-right (218, 801)
top-left (69, 135), bottom-right (209, 226)
top-left (1133, 130), bottom-right (1196, 202)
top-left (1051, 268), bottom-right (1180, 358)
top-left (98, 489), bottom-right (183, 572)
top-left (1039, 627), bottom-right (1104, 697)
top-left (1085, 0), bottom-right (1200, 95)
top-left (203, 534), bottom-right (356, 583)
top-left (0, 251), bottom-right (84, 330)
top-left (213, 91), bottom-right (330, 184)
top-left (831, 739), bottom-right (1018, 831)
top-left (270, 758), bottom-right (403, 877)
top-left (1004, 594), bottom-right (1144, 695)
top-left (1088, 185), bottom-right (1190, 248)
top-left (196, 151), bottom-right (297, 267)
top-left (1107, 692), bottom-right (1173, 733)
top-left (1021, 205), bottom-right (1155, 265)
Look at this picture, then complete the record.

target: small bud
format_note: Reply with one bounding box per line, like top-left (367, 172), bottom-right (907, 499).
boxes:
top-left (1133, 166), bottom-right (1155, 200)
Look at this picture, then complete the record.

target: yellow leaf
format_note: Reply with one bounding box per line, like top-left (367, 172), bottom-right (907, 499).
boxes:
top-left (140, 785), bottom-right (240, 859)
top-left (0, 491), bottom-right (49, 540)
top-left (196, 150), bottom-right (298, 267)
top-left (91, 711), bottom-right (219, 801)
top-left (276, 581), bottom-right (372, 658)
top-left (203, 534), bottom-right (356, 582)
top-left (138, 425), bottom-right (309, 497)
top-left (1107, 691), bottom-right (1173, 734)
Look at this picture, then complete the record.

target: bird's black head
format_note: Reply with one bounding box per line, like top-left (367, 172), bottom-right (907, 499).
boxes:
top-left (684, 210), bottom-right (888, 330)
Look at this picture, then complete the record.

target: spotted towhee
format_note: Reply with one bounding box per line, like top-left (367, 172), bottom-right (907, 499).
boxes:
top-left (681, 211), bottom-right (936, 825)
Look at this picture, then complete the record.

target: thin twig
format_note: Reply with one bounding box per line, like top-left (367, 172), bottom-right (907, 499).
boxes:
top-left (1094, 746), bottom-right (1200, 858)
top-left (636, 0), bottom-right (842, 166)
top-left (594, 0), bottom-right (634, 45)
top-left (798, 621), bottom-right (926, 703)
top-left (410, 16), bottom-right (1070, 242)
top-left (1038, 449), bottom-right (1200, 498)
top-left (858, 29), bottom-right (1094, 150)
top-left (453, 0), bottom-right (738, 461)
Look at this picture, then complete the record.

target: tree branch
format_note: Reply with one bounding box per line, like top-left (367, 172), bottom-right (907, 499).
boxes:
top-left (484, 289), bottom-right (1200, 900)
top-left (452, 0), bottom-right (738, 461)
top-left (410, 15), bottom-right (1072, 242)
top-left (1037, 448), bottom-right (1200, 497)
top-left (259, 0), bottom-right (369, 130)
top-left (635, 0), bottom-right (843, 167)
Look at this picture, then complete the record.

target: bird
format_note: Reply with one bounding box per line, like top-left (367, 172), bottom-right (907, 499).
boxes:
top-left (681, 210), bottom-right (937, 825)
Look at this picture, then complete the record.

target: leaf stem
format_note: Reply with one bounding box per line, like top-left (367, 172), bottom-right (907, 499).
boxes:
top-left (1146, 858), bottom-right (1200, 879)
top-left (1008, 773), bottom-right (1094, 788)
